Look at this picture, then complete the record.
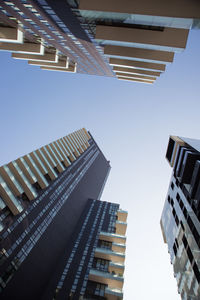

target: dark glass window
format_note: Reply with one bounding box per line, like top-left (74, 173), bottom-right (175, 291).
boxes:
top-left (92, 258), bottom-right (109, 272)
top-left (54, 167), bottom-right (59, 175)
top-left (84, 281), bottom-right (107, 299)
top-left (98, 240), bottom-right (112, 250)
top-left (173, 243), bottom-right (177, 256)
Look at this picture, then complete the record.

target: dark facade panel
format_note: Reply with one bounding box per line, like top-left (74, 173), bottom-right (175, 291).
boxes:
top-left (0, 133), bottom-right (110, 300)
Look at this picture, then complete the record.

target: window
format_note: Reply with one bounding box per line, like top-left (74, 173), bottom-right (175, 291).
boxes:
top-left (84, 281), bottom-right (107, 299)
top-left (93, 258), bottom-right (109, 272)
top-left (98, 240), bottom-right (112, 250)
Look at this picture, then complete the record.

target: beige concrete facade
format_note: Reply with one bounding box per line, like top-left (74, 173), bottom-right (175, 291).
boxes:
top-left (79, 0), bottom-right (200, 18)
top-left (0, 180), bottom-right (21, 215)
top-left (91, 209), bottom-right (127, 299)
top-left (35, 149), bottom-right (57, 180)
top-left (105, 289), bottom-right (123, 300)
top-left (104, 45), bottom-right (174, 63)
top-left (0, 166), bottom-right (23, 197)
top-left (115, 72), bottom-right (156, 81)
top-left (23, 155), bottom-right (49, 189)
top-left (94, 249), bottom-right (125, 264)
top-left (12, 51), bottom-right (58, 62)
top-left (96, 25), bottom-right (189, 50)
top-left (99, 233), bottom-right (126, 245)
top-left (0, 26), bottom-right (23, 43)
top-left (0, 41), bottom-right (44, 54)
top-left (117, 210), bottom-right (128, 222)
top-left (89, 271), bottom-right (123, 289)
top-left (29, 152), bottom-right (49, 176)
top-left (116, 74), bottom-right (155, 84)
top-left (108, 263), bottom-right (124, 275)
top-left (112, 243), bottom-right (126, 254)
top-left (109, 58), bottom-right (166, 71)
top-left (28, 58), bottom-right (69, 68)
top-left (114, 66), bottom-right (161, 77)
top-left (8, 162), bottom-right (36, 201)
top-left (0, 129), bottom-right (90, 218)
top-left (116, 221), bottom-right (127, 236)
top-left (41, 65), bottom-right (76, 72)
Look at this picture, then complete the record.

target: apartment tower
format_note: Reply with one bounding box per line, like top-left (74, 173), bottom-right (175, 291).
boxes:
top-left (161, 136), bottom-right (200, 300)
top-left (0, 1), bottom-right (200, 84)
top-left (0, 128), bottom-right (127, 300)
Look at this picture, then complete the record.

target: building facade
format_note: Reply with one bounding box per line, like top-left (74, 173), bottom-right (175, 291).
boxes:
top-left (0, 1), bottom-right (200, 84)
top-left (161, 136), bottom-right (200, 300)
top-left (0, 128), bottom-right (127, 300)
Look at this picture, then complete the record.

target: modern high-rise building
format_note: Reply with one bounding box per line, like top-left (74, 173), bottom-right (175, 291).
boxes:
top-left (0, 128), bottom-right (127, 300)
top-left (0, 1), bottom-right (200, 84)
top-left (160, 136), bottom-right (200, 300)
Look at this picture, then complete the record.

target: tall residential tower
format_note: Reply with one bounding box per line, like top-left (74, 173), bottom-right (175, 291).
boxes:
top-left (0, 128), bottom-right (127, 300)
top-left (161, 136), bottom-right (200, 300)
top-left (0, 1), bottom-right (200, 84)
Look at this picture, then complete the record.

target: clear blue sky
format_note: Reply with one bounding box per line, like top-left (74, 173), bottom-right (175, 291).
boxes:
top-left (1, 29), bottom-right (200, 300)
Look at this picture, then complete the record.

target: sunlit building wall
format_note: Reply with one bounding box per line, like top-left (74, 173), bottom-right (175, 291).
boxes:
top-left (161, 136), bottom-right (200, 300)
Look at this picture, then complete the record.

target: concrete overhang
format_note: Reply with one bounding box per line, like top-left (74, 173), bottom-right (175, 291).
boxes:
top-left (109, 262), bottom-right (125, 275)
top-left (0, 41), bottom-right (44, 55)
top-left (40, 64), bottom-right (76, 72)
top-left (0, 26), bottom-right (23, 43)
top-left (114, 66), bottom-right (161, 77)
top-left (99, 231), bottom-right (126, 245)
top-left (105, 287), bottom-right (123, 300)
top-left (28, 58), bottom-right (69, 68)
top-left (115, 72), bottom-right (156, 81)
top-left (109, 58), bottom-right (166, 72)
top-left (12, 51), bottom-right (58, 62)
top-left (89, 269), bottom-right (124, 289)
top-left (95, 247), bottom-right (125, 264)
top-left (79, 0), bottom-right (200, 19)
top-left (104, 45), bottom-right (174, 63)
top-left (116, 74), bottom-right (155, 83)
top-left (0, 175), bottom-right (22, 215)
top-left (112, 242), bottom-right (126, 254)
top-left (96, 25), bottom-right (189, 52)
top-left (118, 76), bottom-right (154, 84)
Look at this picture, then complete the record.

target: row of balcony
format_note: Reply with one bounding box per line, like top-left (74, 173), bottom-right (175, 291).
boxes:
top-left (88, 225), bottom-right (127, 299)
top-left (0, 129), bottom-right (90, 217)
top-left (0, 26), bottom-right (76, 73)
top-left (99, 219), bottom-right (127, 243)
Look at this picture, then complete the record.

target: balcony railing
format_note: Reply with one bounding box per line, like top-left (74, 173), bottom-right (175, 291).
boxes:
top-left (95, 247), bottom-right (125, 258)
top-left (105, 287), bottom-right (123, 298)
top-left (109, 262), bottom-right (125, 270)
top-left (89, 268), bottom-right (124, 286)
top-left (112, 242), bottom-right (125, 248)
top-left (95, 247), bottom-right (125, 264)
top-left (116, 220), bottom-right (127, 225)
top-left (99, 231), bottom-right (126, 244)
